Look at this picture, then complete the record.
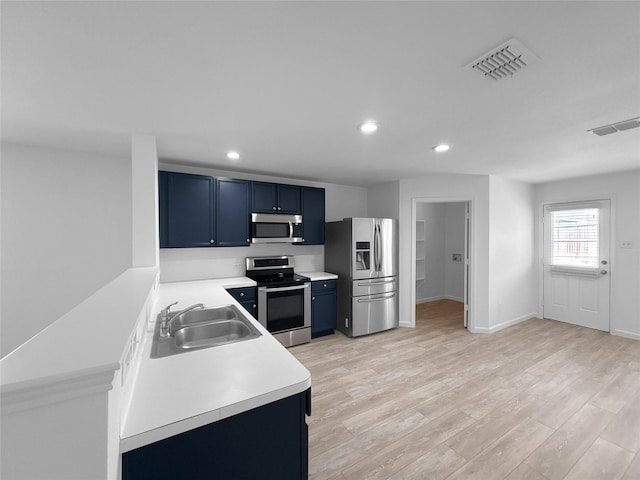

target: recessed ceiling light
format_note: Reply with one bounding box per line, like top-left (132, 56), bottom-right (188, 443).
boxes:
top-left (359, 121), bottom-right (378, 134)
top-left (432, 144), bottom-right (450, 153)
top-left (226, 151), bottom-right (240, 160)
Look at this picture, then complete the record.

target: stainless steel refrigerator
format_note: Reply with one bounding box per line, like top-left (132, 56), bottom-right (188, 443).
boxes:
top-left (325, 218), bottom-right (398, 337)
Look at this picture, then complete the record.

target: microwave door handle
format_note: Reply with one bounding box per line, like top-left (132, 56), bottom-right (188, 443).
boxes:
top-left (288, 221), bottom-right (293, 240)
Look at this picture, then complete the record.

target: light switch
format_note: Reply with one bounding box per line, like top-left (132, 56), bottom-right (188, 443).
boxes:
top-left (621, 240), bottom-right (633, 249)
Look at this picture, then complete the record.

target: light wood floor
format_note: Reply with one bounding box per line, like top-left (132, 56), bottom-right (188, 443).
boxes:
top-left (290, 299), bottom-right (640, 480)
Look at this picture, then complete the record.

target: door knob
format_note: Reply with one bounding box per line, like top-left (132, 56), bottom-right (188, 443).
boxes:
top-left (601, 260), bottom-right (608, 265)
top-left (601, 270), bottom-right (608, 275)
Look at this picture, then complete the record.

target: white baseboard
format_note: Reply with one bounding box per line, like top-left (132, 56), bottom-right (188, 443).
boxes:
top-left (612, 329), bottom-right (640, 341)
top-left (416, 295), bottom-right (444, 304)
top-left (475, 312), bottom-right (539, 334)
top-left (444, 295), bottom-right (464, 303)
top-left (416, 295), bottom-right (464, 304)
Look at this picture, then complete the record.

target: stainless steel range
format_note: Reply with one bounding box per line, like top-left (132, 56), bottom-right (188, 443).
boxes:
top-left (245, 256), bottom-right (311, 347)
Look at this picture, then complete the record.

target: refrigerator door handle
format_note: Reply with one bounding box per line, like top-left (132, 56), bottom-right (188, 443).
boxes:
top-left (374, 223), bottom-right (381, 272)
top-left (357, 278), bottom-right (396, 286)
top-left (357, 292), bottom-right (396, 303)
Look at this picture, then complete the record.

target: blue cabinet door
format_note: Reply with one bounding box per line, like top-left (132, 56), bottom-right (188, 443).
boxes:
top-left (300, 187), bottom-right (325, 244)
top-left (163, 172), bottom-right (215, 248)
top-left (251, 181), bottom-right (301, 214)
top-left (158, 171), bottom-right (169, 248)
top-left (226, 287), bottom-right (257, 317)
top-left (251, 182), bottom-right (278, 212)
top-left (277, 184), bottom-right (301, 214)
top-left (311, 280), bottom-right (337, 338)
top-left (216, 179), bottom-right (251, 247)
top-left (122, 390), bottom-right (310, 480)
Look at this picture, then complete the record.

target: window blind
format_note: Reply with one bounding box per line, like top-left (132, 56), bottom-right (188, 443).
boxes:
top-left (550, 208), bottom-right (599, 268)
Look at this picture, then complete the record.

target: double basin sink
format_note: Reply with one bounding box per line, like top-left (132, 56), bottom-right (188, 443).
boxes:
top-left (151, 304), bottom-right (262, 359)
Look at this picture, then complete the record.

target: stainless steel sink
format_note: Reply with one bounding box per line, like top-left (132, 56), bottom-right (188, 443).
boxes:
top-left (170, 305), bottom-right (240, 332)
top-left (151, 304), bottom-right (261, 359)
top-left (174, 319), bottom-right (257, 349)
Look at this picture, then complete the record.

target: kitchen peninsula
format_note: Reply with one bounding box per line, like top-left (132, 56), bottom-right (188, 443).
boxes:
top-left (121, 277), bottom-right (312, 478)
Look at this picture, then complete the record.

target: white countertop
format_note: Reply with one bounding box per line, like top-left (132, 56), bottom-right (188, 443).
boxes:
top-left (304, 271), bottom-right (338, 281)
top-left (120, 277), bottom-right (312, 452)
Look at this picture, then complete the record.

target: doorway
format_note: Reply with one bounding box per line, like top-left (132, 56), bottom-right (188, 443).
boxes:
top-left (542, 200), bottom-right (611, 331)
top-left (412, 199), bottom-right (471, 330)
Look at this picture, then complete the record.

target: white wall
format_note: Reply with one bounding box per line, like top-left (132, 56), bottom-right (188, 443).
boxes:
top-left (131, 134), bottom-right (159, 268)
top-left (1, 143), bottom-right (132, 356)
top-left (488, 176), bottom-right (537, 331)
top-left (158, 162), bottom-right (368, 282)
top-left (535, 169), bottom-right (640, 339)
top-left (397, 174), bottom-right (491, 331)
top-left (367, 180), bottom-right (400, 219)
top-left (444, 203), bottom-right (466, 301)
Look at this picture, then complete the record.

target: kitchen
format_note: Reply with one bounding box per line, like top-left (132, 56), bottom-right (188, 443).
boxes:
top-left (2, 2), bottom-right (640, 479)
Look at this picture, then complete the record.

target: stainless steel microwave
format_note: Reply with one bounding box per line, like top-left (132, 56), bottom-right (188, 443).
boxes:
top-left (251, 213), bottom-right (303, 243)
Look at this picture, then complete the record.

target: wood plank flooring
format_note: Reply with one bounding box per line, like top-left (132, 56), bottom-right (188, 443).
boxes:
top-left (290, 299), bottom-right (640, 480)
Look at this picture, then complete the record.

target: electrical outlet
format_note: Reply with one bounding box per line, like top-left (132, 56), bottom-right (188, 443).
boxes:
top-left (621, 240), bottom-right (634, 249)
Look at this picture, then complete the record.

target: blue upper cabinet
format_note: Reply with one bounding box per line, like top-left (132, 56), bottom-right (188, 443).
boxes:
top-left (300, 186), bottom-right (325, 245)
top-left (159, 172), bottom-right (324, 248)
top-left (277, 184), bottom-right (301, 213)
top-left (251, 181), bottom-right (301, 214)
top-left (160, 171), bottom-right (216, 248)
top-left (216, 178), bottom-right (251, 247)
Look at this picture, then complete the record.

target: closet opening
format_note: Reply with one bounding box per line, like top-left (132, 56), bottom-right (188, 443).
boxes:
top-left (412, 200), bottom-right (471, 331)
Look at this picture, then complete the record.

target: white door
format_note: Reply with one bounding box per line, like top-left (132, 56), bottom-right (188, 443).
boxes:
top-left (464, 202), bottom-right (470, 328)
top-left (543, 200), bottom-right (610, 331)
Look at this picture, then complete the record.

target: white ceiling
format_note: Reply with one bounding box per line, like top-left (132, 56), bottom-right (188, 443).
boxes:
top-left (2, 1), bottom-right (639, 187)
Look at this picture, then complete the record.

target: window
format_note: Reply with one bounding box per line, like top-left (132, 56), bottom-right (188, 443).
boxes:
top-left (550, 208), bottom-right (599, 268)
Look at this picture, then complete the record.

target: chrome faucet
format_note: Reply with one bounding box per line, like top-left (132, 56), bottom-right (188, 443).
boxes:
top-left (159, 302), bottom-right (205, 337)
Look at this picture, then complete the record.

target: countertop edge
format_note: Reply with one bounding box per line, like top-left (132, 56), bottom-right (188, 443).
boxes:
top-left (303, 271), bottom-right (338, 281)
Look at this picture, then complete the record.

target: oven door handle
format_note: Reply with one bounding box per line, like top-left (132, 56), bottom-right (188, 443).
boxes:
top-left (260, 284), bottom-right (310, 293)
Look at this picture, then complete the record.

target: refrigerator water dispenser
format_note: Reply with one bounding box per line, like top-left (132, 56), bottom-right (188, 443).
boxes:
top-left (355, 242), bottom-right (370, 270)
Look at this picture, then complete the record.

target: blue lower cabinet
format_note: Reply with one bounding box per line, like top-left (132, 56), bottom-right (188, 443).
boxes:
top-left (226, 287), bottom-right (257, 317)
top-left (311, 280), bottom-right (337, 338)
top-left (122, 389), bottom-right (310, 480)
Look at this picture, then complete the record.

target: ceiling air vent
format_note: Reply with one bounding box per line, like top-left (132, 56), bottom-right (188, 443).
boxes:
top-left (588, 117), bottom-right (640, 136)
top-left (466, 38), bottom-right (539, 80)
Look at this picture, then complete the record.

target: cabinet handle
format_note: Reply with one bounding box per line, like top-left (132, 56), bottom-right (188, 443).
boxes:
top-left (210, 239), bottom-right (215, 244)
top-left (272, 206), bottom-right (277, 211)
top-left (312, 296), bottom-right (316, 301)
top-left (246, 239), bottom-right (250, 243)
top-left (240, 292), bottom-right (245, 297)
top-left (323, 283), bottom-right (327, 288)
top-left (278, 206), bottom-right (282, 211)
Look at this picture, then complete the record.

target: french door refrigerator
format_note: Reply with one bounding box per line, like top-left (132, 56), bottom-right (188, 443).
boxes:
top-left (325, 218), bottom-right (398, 337)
